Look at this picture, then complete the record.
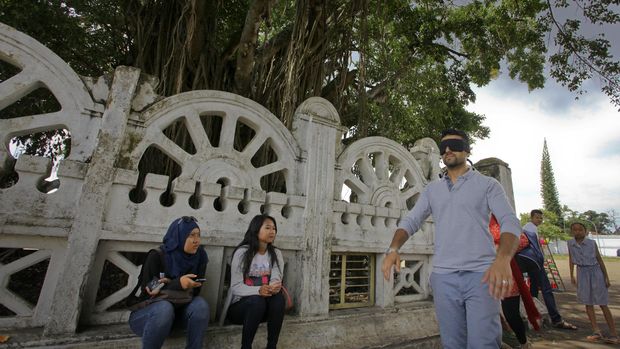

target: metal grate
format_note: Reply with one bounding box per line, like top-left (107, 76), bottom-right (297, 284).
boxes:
top-left (329, 253), bottom-right (375, 309)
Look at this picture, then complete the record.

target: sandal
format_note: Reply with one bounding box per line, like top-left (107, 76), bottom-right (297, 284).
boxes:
top-left (605, 336), bottom-right (620, 344)
top-left (586, 332), bottom-right (603, 341)
top-left (553, 320), bottom-right (578, 330)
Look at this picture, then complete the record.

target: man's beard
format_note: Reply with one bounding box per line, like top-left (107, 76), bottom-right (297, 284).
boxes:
top-left (444, 157), bottom-right (466, 169)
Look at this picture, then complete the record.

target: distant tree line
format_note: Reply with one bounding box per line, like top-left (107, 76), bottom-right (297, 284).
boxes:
top-left (520, 207), bottom-right (620, 242)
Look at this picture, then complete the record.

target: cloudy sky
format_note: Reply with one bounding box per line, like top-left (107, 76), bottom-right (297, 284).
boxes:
top-left (464, 5), bottom-right (619, 227)
top-left (466, 74), bottom-right (619, 222)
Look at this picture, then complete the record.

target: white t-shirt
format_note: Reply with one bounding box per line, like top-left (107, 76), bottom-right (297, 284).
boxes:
top-left (523, 222), bottom-right (538, 236)
top-left (229, 246), bottom-right (284, 303)
top-left (248, 252), bottom-right (271, 277)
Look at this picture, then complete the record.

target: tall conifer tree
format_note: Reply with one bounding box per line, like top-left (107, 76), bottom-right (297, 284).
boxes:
top-left (541, 139), bottom-right (563, 222)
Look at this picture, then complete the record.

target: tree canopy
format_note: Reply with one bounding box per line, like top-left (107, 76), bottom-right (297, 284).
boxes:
top-left (2, 0), bottom-right (618, 149)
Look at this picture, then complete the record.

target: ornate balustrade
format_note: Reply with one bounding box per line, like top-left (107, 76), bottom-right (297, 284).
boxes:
top-left (0, 22), bottom-right (437, 335)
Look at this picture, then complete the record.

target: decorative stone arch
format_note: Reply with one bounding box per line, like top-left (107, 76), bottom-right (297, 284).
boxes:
top-left (336, 136), bottom-right (428, 211)
top-left (294, 96), bottom-right (341, 125)
top-left (0, 22), bottom-right (103, 162)
top-left (332, 136), bottom-right (434, 308)
top-left (126, 90), bottom-right (302, 193)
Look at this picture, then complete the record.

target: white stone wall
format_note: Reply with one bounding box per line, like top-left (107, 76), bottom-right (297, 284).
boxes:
top-left (0, 22), bottom-right (435, 335)
top-left (548, 235), bottom-right (620, 257)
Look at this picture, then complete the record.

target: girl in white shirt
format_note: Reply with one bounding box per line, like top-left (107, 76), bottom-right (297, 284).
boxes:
top-left (228, 214), bottom-right (285, 349)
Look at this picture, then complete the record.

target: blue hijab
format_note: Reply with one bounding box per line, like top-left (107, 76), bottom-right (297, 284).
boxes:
top-left (161, 217), bottom-right (208, 278)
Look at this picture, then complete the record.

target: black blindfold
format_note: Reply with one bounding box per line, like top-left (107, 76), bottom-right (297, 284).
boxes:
top-left (439, 139), bottom-right (470, 155)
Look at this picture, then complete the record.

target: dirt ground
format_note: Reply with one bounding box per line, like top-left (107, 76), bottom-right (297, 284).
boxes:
top-left (504, 255), bottom-right (620, 348)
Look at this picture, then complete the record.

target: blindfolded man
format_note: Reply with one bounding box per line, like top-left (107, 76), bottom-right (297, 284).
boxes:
top-left (382, 129), bottom-right (522, 349)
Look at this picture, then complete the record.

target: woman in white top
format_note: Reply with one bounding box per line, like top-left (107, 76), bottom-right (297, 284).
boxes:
top-left (228, 214), bottom-right (285, 349)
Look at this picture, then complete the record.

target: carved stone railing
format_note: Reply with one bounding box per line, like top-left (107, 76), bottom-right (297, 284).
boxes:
top-left (0, 22), bottom-right (437, 335)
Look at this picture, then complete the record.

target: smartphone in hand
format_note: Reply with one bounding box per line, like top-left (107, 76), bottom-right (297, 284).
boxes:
top-left (147, 278), bottom-right (164, 292)
top-left (193, 278), bottom-right (206, 282)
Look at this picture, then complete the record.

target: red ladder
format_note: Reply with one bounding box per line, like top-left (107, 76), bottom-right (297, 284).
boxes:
top-left (542, 242), bottom-right (566, 292)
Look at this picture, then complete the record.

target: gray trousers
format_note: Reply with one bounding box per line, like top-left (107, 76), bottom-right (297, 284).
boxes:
top-left (430, 271), bottom-right (501, 349)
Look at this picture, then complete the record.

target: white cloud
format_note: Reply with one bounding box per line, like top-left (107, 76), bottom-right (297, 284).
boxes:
top-left (467, 77), bottom-right (620, 221)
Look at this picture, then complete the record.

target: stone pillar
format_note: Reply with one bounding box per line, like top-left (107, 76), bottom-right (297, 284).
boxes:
top-left (475, 157), bottom-right (516, 210)
top-left (43, 66), bottom-right (141, 335)
top-left (291, 97), bottom-right (345, 316)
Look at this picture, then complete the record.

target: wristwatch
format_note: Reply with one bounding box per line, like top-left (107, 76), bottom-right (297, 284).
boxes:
top-left (385, 247), bottom-right (399, 255)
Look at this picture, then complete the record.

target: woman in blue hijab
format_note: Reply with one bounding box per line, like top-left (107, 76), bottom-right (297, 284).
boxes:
top-left (128, 216), bottom-right (210, 349)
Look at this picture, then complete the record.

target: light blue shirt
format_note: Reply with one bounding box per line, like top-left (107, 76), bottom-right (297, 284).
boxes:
top-left (398, 169), bottom-right (522, 273)
top-left (567, 238), bottom-right (599, 267)
top-left (522, 222), bottom-right (538, 235)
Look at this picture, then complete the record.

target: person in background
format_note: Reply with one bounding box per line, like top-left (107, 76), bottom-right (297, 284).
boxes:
top-left (128, 216), bottom-right (210, 349)
top-left (228, 214), bottom-right (286, 349)
top-left (568, 222), bottom-right (618, 344)
top-left (490, 215), bottom-right (540, 349)
top-left (515, 209), bottom-right (577, 330)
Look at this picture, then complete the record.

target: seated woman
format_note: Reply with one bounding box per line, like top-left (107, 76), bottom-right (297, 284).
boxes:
top-left (128, 216), bottom-right (210, 349)
top-left (228, 214), bottom-right (286, 349)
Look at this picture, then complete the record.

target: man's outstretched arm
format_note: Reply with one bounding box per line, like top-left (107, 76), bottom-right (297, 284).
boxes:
top-left (381, 229), bottom-right (410, 280)
top-left (482, 232), bottom-right (519, 299)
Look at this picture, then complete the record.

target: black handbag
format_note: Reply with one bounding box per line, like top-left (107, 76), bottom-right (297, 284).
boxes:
top-left (126, 248), bottom-right (194, 310)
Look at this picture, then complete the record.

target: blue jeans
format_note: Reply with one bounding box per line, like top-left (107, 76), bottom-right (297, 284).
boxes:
top-left (430, 271), bottom-right (501, 349)
top-left (129, 296), bottom-right (210, 349)
top-left (515, 255), bottom-right (562, 323)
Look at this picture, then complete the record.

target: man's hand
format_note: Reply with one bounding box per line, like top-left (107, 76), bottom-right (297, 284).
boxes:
top-left (571, 275), bottom-right (577, 286)
top-left (481, 256), bottom-right (513, 300)
top-left (381, 230), bottom-right (409, 280)
top-left (483, 231), bottom-right (519, 299)
top-left (382, 252), bottom-right (401, 281)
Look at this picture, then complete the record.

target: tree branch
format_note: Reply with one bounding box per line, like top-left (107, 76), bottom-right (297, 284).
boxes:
top-left (367, 66), bottom-right (409, 102)
top-left (187, 0), bottom-right (208, 64)
top-left (321, 69), bottom-right (357, 102)
top-left (255, 25), bottom-right (292, 65)
top-left (432, 43), bottom-right (470, 59)
top-left (234, 0), bottom-right (276, 94)
top-left (546, 0), bottom-right (618, 89)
